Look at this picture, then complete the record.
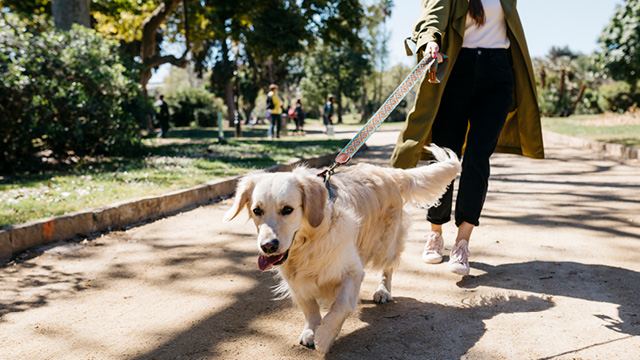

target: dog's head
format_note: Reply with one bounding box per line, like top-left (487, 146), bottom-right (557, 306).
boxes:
top-left (223, 170), bottom-right (328, 271)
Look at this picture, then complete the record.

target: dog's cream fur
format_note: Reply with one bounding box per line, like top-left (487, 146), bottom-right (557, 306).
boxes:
top-left (223, 146), bottom-right (461, 353)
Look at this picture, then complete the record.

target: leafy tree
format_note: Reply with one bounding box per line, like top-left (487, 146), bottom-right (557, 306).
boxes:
top-left (192, 0), bottom-right (368, 131)
top-left (2, 0), bottom-right (192, 94)
top-left (534, 47), bottom-right (598, 117)
top-left (597, 0), bottom-right (640, 91)
top-left (300, 43), bottom-right (371, 121)
top-left (362, 0), bottom-right (393, 120)
top-left (2, 0), bottom-right (373, 134)
top-left (96, 0), bottom-right (191, 95)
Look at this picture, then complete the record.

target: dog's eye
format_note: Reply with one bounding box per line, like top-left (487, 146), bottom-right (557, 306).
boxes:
top-left (252, 207), bottom-right (263, 216)
top-left (281, 206), bottom-right (294, 216)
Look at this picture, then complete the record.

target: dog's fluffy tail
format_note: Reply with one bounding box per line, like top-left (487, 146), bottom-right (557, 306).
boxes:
top-left (395, 145), bottom-right (461, 207)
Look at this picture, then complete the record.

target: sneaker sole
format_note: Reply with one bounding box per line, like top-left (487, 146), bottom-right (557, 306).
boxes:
top-left (448, 264), bottom-right (470, 275)
top-left (422, 255), bottom-right (443, 264)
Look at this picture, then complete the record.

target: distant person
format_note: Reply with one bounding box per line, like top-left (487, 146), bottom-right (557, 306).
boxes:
top-left (292, 99), bottom-right (305, 135)
top-left (264, 108), bottom-right (271, 127)
top-left (323, 95), bottom-right (335, 134)
top-left (392, 0), bottom-right (544, 276)
top-left (266, 84), bottom-right (283, 139)
top-left (155, 94), bottom-right (170, 138)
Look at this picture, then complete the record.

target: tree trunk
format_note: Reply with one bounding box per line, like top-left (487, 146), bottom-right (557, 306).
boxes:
top-left (225, 80), bottom-right (237, 129)
top-left (218, 41), bottom-right (236, 128)
top-left (336, 93), bottom-right (343, 125)
top-left (360, 84), bottom-right (368, 123)
top-left (568, 84), bottom-right (587, 117)
top-left (140, 0), bottom-right (189, 96)
top-left (554, 68), bottom-right (567, 115)
top-left (52, 0), bottom-right (90, 30)
top-left (540, 67), bottom-right (547, 89)
top-left (558, 69), bottom-right (566, 100)
top-left (243, 104), bottom-right (255, 125)
top-left (337, 68), bottom-right (343, 124)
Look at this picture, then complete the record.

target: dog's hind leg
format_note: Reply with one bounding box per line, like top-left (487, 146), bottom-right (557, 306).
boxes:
top-left (373, 267), bottom-right (394, 303)
top-left (314, 270), bottom-right (364, 354)
top-left (296, 297), bottom-right (322, 348)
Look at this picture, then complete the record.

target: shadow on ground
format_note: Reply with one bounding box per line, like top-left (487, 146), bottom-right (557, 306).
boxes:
top-left (0, 263), bottom-right (88, 322)
top-left (326, 294), bottom-right (554, 359)
top-left (459, 261), bottom-right (640, 336)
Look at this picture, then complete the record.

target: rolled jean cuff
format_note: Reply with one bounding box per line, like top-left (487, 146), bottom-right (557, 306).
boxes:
top-left (427, 214), bottom-right (451, 225)
top-left (455, 217), bottom-right (480, 227)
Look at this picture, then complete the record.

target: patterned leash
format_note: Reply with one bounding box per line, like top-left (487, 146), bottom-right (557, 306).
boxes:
top-left (319, 54), bottom-right (445, 198)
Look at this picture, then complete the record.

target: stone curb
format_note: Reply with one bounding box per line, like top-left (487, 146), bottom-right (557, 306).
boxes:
top-left (543, 130), bottom-right (639, 161)
top-left (0, 149), bottom-right (355, 264)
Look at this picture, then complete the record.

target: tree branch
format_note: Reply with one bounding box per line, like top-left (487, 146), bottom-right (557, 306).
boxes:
top-left (140, 0), bottom-right (181, 59)
top-left (144, 52), bottom-right (188, 70)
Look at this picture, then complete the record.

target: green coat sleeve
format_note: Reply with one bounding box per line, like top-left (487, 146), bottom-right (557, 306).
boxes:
top-left (413, 0), bottom-right (451, 53)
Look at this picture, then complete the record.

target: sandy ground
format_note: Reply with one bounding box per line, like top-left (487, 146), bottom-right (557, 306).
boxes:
top-left (1, 125), bottom-right (639, 360)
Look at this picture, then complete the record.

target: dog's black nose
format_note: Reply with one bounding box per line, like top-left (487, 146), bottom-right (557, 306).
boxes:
top-left (261, 239), bottom-right (279, 254)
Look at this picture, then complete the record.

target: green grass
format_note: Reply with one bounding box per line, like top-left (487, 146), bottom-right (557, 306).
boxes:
top-left (542, 115), bottom-right (640, 148)
top-left (0, 126), bottom-right (348, 229)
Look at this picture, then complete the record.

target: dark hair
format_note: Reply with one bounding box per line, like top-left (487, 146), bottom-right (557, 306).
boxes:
top-left (469, 0), bottom-right (486, 26)
top-left (158, 94), bottom-right (164, 100)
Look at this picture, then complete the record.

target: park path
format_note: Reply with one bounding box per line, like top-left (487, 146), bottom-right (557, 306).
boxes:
top-left (1, 124), bottom-right (639, 360)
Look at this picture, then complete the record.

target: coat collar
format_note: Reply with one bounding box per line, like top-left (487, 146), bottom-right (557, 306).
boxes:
top-left (452, 0), bottom-right (514, 38)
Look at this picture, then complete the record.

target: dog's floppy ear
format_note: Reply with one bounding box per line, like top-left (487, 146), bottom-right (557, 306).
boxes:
top-left (299, 175), bottom-right (327, 228)
top-left (223, 175), bottom-right (257, 222)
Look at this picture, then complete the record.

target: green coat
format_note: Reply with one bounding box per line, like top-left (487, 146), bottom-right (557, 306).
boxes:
top-left (390, 0), bottom-right (544, 169)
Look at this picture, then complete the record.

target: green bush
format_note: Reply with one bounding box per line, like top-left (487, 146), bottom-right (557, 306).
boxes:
top-left (597, 81), bottom-right (640, 113)
top-left (194, 108), bottom-right (218, 127)
top-left (574, 89), bottom-right (602, 115)
top-left (164, 88), bottom-right (225, 127)
top-left (0, 16), bottom-right (146, 172)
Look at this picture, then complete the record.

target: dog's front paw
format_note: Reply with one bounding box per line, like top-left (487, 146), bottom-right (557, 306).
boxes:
top-left (373, 288), bottom-right (393, 304)
top-left (298, 328), bottom-right (315, 349)
top-left (313, 323), bottom-right (338, 354)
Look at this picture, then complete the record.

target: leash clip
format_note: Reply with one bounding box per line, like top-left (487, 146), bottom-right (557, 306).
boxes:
top-left (317, 162), bottom-right (338, 200)
top-left (427, 55), bottom-right (441, 84)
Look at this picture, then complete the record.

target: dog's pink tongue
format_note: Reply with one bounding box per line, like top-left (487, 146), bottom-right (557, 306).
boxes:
top-left (258, 254), bottom-right (282, 271)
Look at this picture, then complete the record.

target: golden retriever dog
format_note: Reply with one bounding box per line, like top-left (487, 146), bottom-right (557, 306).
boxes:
top-left (223, 146), bottom-right (460, 353)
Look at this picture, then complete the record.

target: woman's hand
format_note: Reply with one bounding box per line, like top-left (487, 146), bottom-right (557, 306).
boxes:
top-left (425, 42), bottom-right (444, 63)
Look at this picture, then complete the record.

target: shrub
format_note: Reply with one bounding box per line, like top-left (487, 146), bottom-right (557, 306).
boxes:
top-left (573, 89), bottom-right (602, 115)
top-left (164, 88), bottom-right (225, 127)
top-left (597, 81), bottom-right (640, 113)
top-left (0, 16), bottom-right (146, 172)
top-left (194, 108), bottom-right (218, 127)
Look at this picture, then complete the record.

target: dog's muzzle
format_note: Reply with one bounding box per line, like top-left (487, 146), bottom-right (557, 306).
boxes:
top-left (261, 239), bottom-right (279, 254)
top-left (258, 249), bottom-right (289, 271)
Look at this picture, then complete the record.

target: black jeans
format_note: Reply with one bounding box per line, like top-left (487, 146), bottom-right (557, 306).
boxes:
top-left (270, 113), bottom-right (281, 138)
top-left (427, 48), bottom-right (514, 227)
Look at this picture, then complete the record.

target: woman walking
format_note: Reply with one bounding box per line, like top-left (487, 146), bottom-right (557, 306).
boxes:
top-left (294, 99), bottom-right (305, 135)
top-left (391, 0), bottom-right (544, 275)
top-left (323, 95), bottom-right (335, 134)
top-left (267, 84), bottom-right (283, 139)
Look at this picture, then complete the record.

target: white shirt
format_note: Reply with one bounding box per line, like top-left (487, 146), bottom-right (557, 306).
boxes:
top-left (462, 0), bottom-right (511, 49)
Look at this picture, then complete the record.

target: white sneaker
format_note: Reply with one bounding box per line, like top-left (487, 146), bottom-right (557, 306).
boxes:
top-left (422, 231), bottom-right (444, 264)
top-left (448, 240), bottom-right (470, 275)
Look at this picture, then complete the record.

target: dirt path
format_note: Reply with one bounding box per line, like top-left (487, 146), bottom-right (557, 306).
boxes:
top-left (1, 125), bottom-right (639, 359)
